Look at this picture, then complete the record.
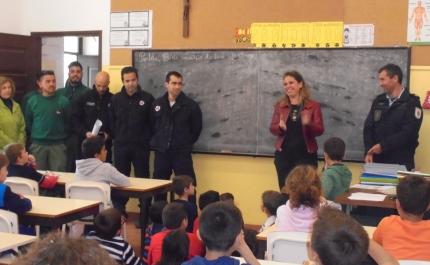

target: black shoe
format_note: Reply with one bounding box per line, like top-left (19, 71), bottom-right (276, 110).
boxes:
top-left (135, 219), bottom-right (141, 229)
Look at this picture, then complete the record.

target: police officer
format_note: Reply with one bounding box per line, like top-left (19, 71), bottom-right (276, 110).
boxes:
top-left (151, 71), bottom-right (203, 203)
top-left (363, 64), bottom-right (423, 171)
top-left (109, 66), bottom-right (154, 219)
top-left (71, 71), bottom-right (113, 163)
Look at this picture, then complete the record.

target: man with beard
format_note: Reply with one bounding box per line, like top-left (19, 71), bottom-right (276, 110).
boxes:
top-left (25, 70), bottom-right (70, 171)
top-left (71, 71), bottom-right (113, 163)
top-left (363, 64), bottom-right (423, 171)
top-left (56, 61), bottom-right (90, 172)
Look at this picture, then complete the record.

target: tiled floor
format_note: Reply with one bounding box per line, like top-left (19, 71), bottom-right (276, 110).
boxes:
top-left (125, 213), bottom-right (260, 257)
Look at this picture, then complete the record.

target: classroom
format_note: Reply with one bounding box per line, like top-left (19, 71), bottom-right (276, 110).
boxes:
top-left (1, 0), bottom-right (430, 264)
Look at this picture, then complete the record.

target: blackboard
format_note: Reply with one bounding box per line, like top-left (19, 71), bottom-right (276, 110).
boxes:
top-left (132, 48), bottom-right (410, 161)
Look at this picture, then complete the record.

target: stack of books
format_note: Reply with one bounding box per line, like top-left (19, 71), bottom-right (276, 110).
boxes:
top-left (360, 163), bottom-right (407, 186)
top-left (397, 171), bottom-right (430, 181)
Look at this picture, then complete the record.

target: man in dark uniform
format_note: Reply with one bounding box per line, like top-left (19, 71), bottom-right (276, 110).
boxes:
top-left (71, 71), bottom-right (113, 163)
top-left (363, 64), bottom-right (423, 171)
top-left (151, 71), bottom-right (203, 203)
top-left (109, 66), bottom-right (154, 220)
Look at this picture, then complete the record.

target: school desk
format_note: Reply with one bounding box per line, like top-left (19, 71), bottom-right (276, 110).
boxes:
top-left (334, 188), bottom-right (396, 215)
top-left (0, 232), bottom-right (37, 252)
top-left (233, 256), bottom-right (299, 265)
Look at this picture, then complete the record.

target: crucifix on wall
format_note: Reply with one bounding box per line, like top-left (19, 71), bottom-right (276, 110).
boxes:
top-left (183, 0), bottom-right (190, 37)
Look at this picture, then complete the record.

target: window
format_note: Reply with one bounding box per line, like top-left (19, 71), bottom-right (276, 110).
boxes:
top-left (64, 36), bottom-right (79, 53)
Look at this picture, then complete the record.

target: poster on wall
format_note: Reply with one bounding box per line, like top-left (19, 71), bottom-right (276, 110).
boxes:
top-left (407, 0), bottom-right (430, 44)
top-left (110, 10), bottom-right (152, 48)
top-left (343, 24), bottom-right (374, 46)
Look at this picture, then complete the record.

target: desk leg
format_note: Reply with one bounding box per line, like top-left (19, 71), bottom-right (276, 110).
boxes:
top-left (257, 240), bottom-right (266, 259)
top-left (140, 198), bottom-right (150, 258)
top-left (170, 190), bottom-right (174, 202)
top-left (346, 205), bottom-right (352, 215)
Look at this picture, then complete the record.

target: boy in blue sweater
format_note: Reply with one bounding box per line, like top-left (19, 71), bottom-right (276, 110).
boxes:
top-left (0, 153), bottom-right (32, 213)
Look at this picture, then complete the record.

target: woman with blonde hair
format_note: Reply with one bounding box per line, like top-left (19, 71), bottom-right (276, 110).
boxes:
top-left (0, 76), bottom-right (25, 151)
top-left (276, 165), bottom-right (325, 232)
top-left (270, 70), bottom-right (324, 190)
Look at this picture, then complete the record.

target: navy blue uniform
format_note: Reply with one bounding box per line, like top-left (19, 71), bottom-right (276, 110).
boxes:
top-left (363, 89), bottom-right (423, 170)
top-left (151, 92), bottom-right (202, 202)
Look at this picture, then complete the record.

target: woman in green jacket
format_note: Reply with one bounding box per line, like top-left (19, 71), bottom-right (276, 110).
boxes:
top-left (0, 76), bottom-right (26, 151)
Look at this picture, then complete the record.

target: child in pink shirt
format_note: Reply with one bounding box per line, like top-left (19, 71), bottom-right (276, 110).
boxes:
top-left (276, 165), bottom-right (325, 232)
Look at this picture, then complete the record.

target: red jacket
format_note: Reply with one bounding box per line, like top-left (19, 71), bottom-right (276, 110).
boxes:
top-left (270, 99), bottom-right (324, 153)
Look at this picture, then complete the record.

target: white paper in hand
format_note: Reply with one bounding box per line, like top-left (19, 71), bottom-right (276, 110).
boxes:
top-left (92, 119), bottom-right (103, 136)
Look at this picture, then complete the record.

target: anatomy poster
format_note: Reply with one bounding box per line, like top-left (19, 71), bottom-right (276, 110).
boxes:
top-left (407, 0), bottom-right (430, 44)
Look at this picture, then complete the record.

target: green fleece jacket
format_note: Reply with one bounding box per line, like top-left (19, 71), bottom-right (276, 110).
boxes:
top-left (25, 93), bottom-right (70, 145)
top-left (0, 99), bottom-right (26, 150)
top-left (321, 164), bottom-right (352, 201)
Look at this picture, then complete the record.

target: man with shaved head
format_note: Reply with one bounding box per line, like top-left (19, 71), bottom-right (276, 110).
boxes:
top-left (71, 71), bottom-right (114, 163)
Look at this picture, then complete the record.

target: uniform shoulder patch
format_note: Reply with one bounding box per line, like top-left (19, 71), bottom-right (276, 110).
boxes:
top-left (415, 107), bottom-right (422, 119)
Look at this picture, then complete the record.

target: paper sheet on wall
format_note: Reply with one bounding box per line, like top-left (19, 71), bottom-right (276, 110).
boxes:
top-left (110, 10), bottom-right (153, 48)
top-left (250, 22), bottom-right (343, 48)
top-left (343, 24), bottom-right (374, 46)
top-left (407, 0), bottom-right (430, 44)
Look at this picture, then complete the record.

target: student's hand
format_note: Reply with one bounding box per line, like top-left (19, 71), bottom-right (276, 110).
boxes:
top-left (365, 154), bottom-right (373, 163)
top-left (86, 132), bottom-right (96, 138)
top-left (279, 115), bottom-right (287, 131)
top-left (17, 193), bottom-right (25, 199)
top-left (235, 230), bottom-right (260, 265)
top-left (319, 196), bottom-right (327, 204)
top-left (28, 155), bottom-right (35, 163)
top-left (302, 260), bottom-right (315, 265)
top-left (368, 144), bottom-right (382, 155)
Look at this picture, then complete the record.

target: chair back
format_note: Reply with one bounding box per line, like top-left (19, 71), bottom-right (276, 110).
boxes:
top-left (399, 261), bottom-right (430, 265)
top-left (65, 180), bottom-right (110, 212)
top-left (5, 177), bottom-right (39, 196)
top-left (0, 209), bottom-right (19, 234)
top-left (267, 231), bottom-right (312, 264)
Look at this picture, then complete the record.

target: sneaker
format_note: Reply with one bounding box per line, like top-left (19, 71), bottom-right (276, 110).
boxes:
top-left (135, 219), bottom-right (141, 229)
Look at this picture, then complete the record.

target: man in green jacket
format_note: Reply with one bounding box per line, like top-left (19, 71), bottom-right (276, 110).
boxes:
top-left (56, 61), bottom-right (90, 172)
top-left (25, 70), bottom-right (70, 171)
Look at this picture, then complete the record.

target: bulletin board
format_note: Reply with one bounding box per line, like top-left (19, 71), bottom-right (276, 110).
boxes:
top-left (111, 0), bottom-right (429, 66)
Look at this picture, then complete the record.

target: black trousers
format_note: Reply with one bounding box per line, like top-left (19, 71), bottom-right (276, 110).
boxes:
top-left (153, 150), bottom-right (196, 203)
top-left (274, 148), bottom-right (318, 190)
top-left (113, 143), bottom-right (150, 217)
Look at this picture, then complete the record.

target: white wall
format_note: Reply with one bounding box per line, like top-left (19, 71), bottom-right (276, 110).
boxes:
top-left (21, 0), bottom-right (110, 65)
top-left (0, 0), bottom-right (24, 34)
top-left (77, 55), bottom-right (99, 87)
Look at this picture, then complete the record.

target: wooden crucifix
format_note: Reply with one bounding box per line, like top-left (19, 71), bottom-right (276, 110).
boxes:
top-left (183, 0), bottom-right (190, 37)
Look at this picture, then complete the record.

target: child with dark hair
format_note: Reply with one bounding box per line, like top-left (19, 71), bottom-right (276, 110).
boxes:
top-left (260, 190), bottom-right (283, 232)
top-left (220, 192), bottom-right (234, 202)
top-left (276, 165), bottom-right (324, 232)
top-left (321, 137), bottom-right (352, 201)
top-left (142, 201), bottom-right (168, 265)
top-left (183, 201), bottom-right (259, 265)
top-left (172, 175), bottom-right (197, 233)
top-left (0, 153), bottom-right (32, 214)
top-left (4, 143), bottom-right (58, 194)
top-left (76, 137), bottom-right (131, 217)
top-left (373, 175), bottom-right (430, 261)
top-left (193, 190), bottom-right (220, 233)
top-left (307, 206), bottom-right (398, 265)
top-left (148, 202), bottom-right (204, 265)
top-left (86, 208), bottom-right (142, 265)
top-left (155, 229), bottom-right (190, 265)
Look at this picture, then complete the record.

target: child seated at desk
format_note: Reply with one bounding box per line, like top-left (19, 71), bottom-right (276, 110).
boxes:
top-left (182, 201), bottom-right (259, 265)
top-left (75, 137), bottom-right (130, 217)
top-left (0, 153), bottom-right (32, 214)
top-left (86, 208), bottom-right (142, 265)
top-left (142, 200), bottom-right (168, 265)
top-left (276, 165), bottom-right (325, 232)
top-left (305, 206), bottom-right (398, 265)
top-left (148, 202), bottom-right (204, 265)
top-left (172, 175), bottom-right (198, 233)
top-left (193, 190), bottom-right (220, 233)
top-left (321, 137), bottom-right (352, 201)
top-left (372, 175), bottom-right (430, 261)
top-left (260, 190), bottom-right (283, 232)
top-left (4, 143), bottom-right (58, 195)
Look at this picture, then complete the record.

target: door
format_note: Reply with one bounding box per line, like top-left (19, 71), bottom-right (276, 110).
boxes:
top-left (0, 33), bottom-right (41, 103)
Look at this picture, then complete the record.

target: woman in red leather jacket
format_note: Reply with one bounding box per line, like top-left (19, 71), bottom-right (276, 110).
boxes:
top-left (270, 70), bottom-right (325, 190)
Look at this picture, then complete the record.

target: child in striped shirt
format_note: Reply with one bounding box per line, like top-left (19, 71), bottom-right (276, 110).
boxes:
top-left (87, 208), bottom-right (142, 265)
